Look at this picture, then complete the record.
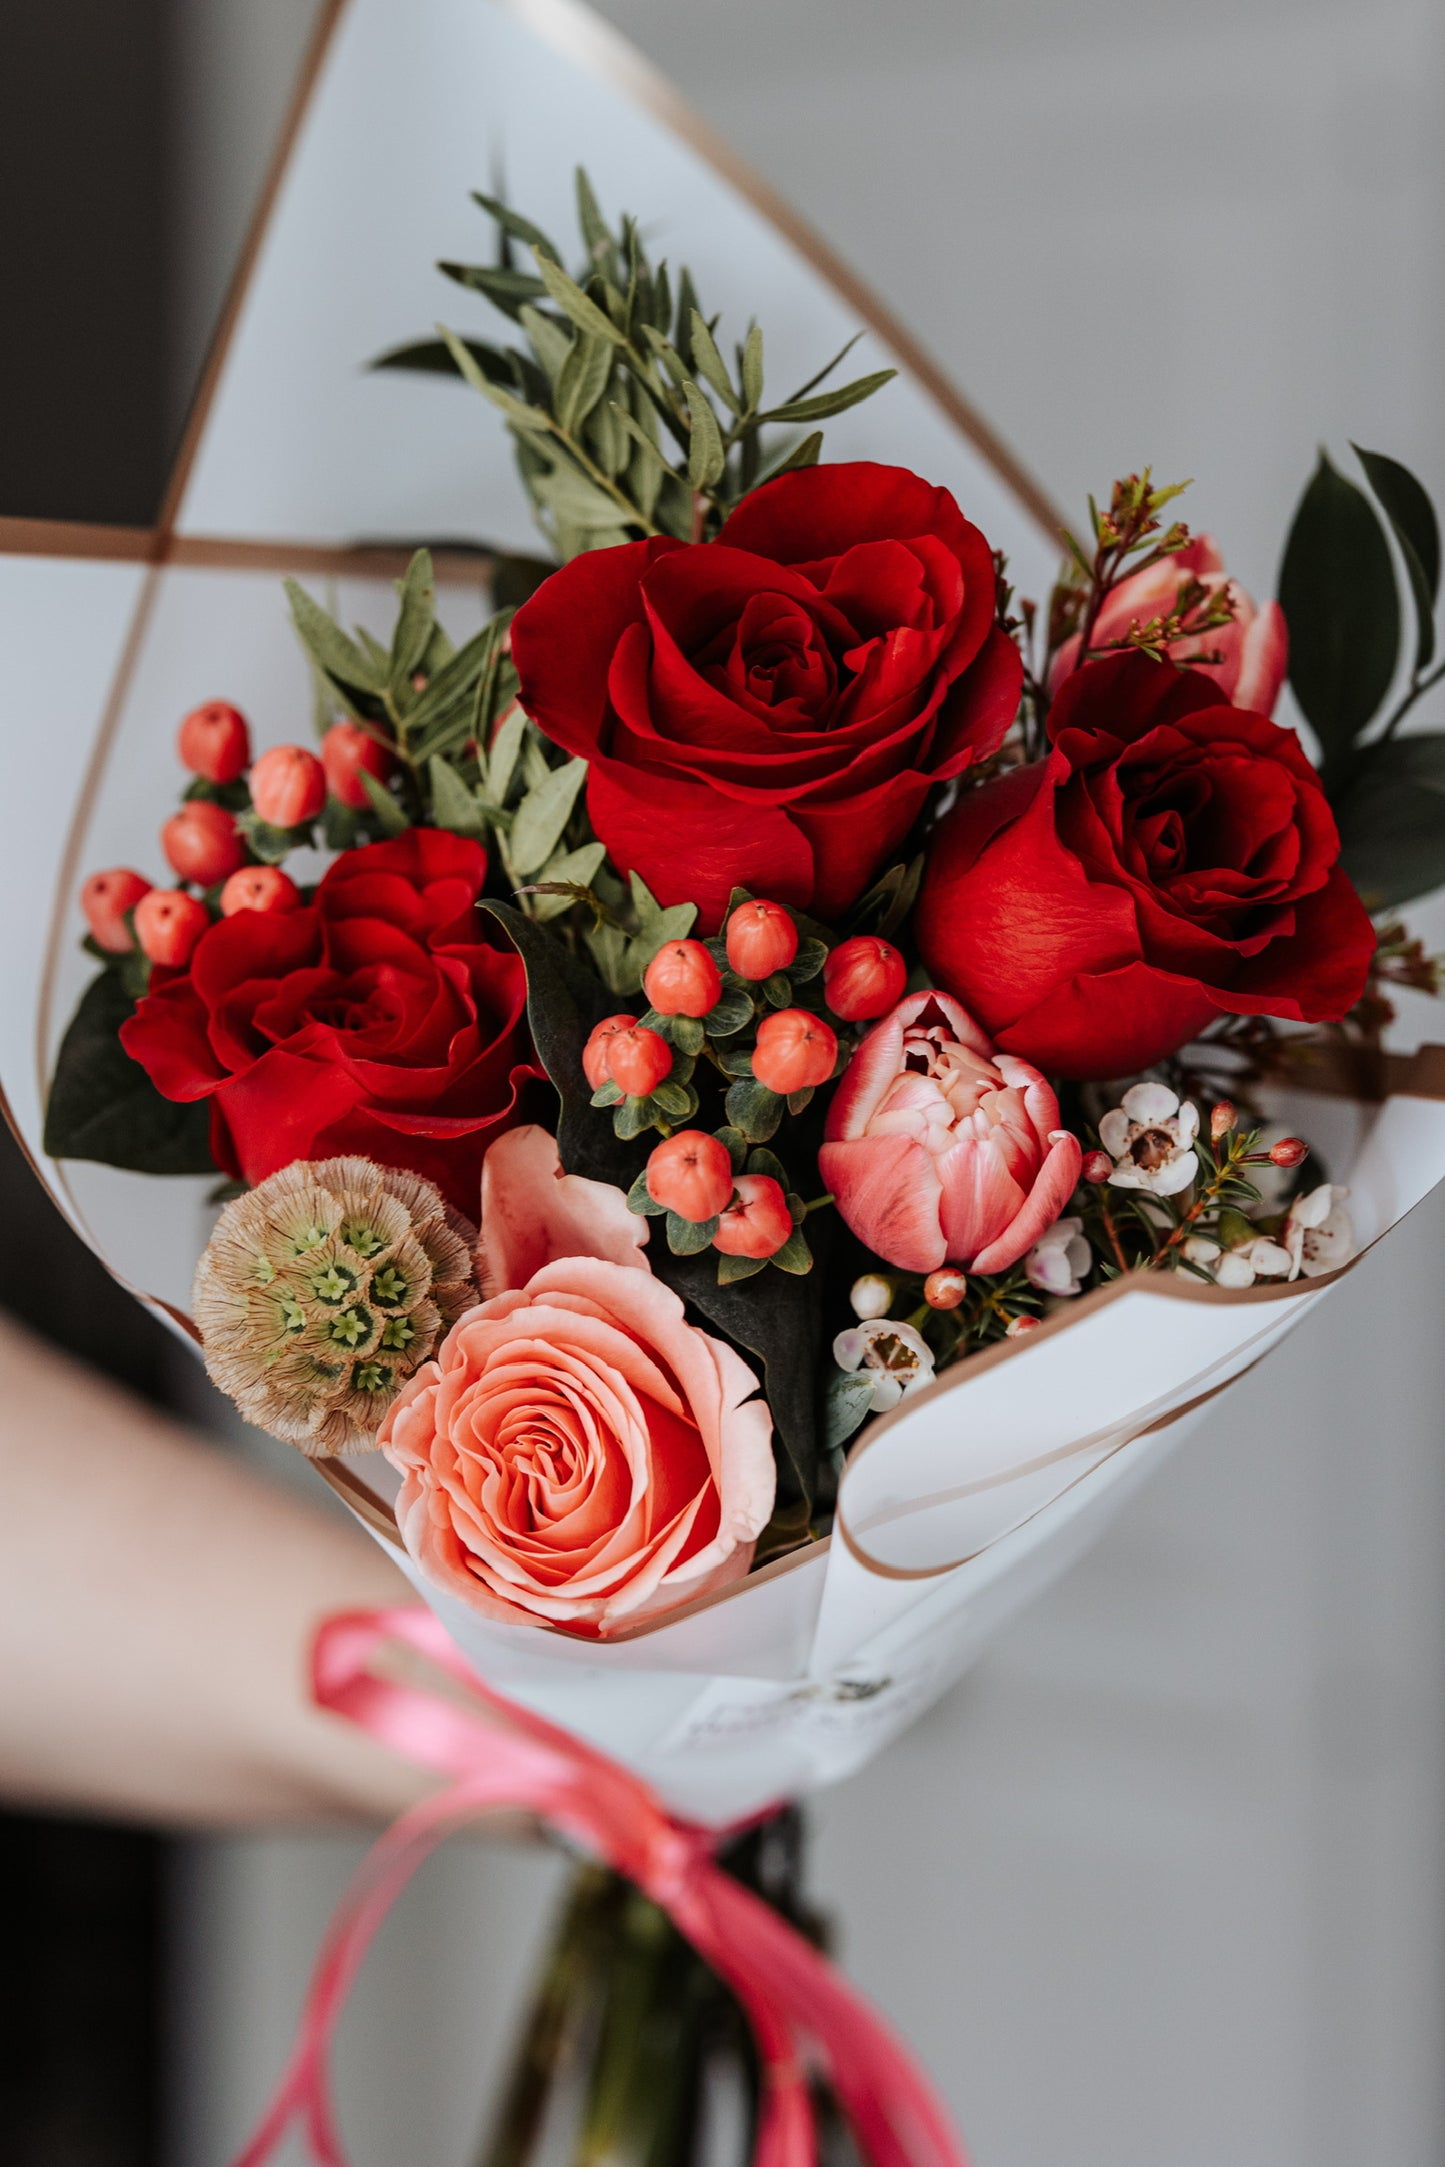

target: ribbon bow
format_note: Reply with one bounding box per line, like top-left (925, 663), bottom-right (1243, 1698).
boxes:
top-left (229, 1606), bottom-right (970, 2167)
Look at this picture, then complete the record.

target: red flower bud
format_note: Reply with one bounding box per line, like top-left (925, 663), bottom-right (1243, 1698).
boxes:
top-left (249, 744), bottom-right (326, 829)
top-left (923, 1267), bottom-right (968, 1310)
top-left (823, 936), bottom-right (907, 1022)
top-left (713, 1175), bottom-right (794, 1259)
top-left (1269, 1135), bottom-right (1308, 1168)
top-left (220, 865), bottom-right (301, 917)
top-left (607, 1025), bottom-right (672, 1099)
top-left (133, 888), bottom-right (210, 968)
top-left (322, 720), bottom-right (395, 809)
top-left (725, 898), bottom-right (798, 980)
top-left (645, 1130), bottom-right (734, 1222)
top-left (752, 1009), bottom-right (837, 1095)
top-left (1081, 1149), bottom-right (1113, 1182)
top-left (161, 800), bottom-right (247, 886)
top-left (1210, 1099), bottom-right (1237, 1142)
top-left (177, 700), bottom-right (250, 784)
top-left (1005, 1314), bottom-right (1041, 1338)
top-left (583, 1015), bottom-right (636, 1091)
top-left (643, 939), bottom-right (722, 1018)
top-left (81, 868), bottom-right (152, 954)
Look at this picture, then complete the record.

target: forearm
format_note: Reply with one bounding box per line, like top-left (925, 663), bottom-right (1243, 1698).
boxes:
top-left (0, 1312), bottom-right (432, 1828)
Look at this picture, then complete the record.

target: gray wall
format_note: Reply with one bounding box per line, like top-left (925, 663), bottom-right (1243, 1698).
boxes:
top-left (168, 6), bottom-right (1445, 2163)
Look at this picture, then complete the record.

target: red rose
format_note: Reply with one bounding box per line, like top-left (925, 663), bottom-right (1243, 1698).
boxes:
top-left (120, 831), bottom-right (539, 1215)
top-left (511, 462), bottom-right (1021, 926)
top-left (916, 653), bottom-right (1375, 1078)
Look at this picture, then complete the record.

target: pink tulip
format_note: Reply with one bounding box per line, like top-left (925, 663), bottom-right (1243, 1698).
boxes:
top-left (819, 991), bottom-right (1083, 1275)
top-left (1051, 535), bottom-right (1289, 715)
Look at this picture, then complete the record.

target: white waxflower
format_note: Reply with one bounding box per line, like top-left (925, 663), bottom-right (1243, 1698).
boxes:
top-left (848, 1273), bottom-right (894, 1320)
top-left (1025, 1215), bottom-right (1092, 1296)
top-left (832, 1318), bottom-right (935, 1410)
top-left (1214, 1236), bottom-right (1294, 1289)
top-left (1183, 1234), bottom-right (1221, 1266)
top-left (1098, 1081), bottom-right (1200, 1196)
top-left (1282, 1183), bottom-right (1354, 1279)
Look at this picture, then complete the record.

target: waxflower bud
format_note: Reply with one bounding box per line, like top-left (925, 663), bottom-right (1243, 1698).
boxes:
top-left (752, 1009), bottom-right (837, 1095)
top-left (583, 1015), bottom-right (636, 1091)
top-left (1269, 1135), bottom-right (1308, 1168)
top-left (643, 939), bottom-right (722, 1018)
top-left (1210, 1100), bottom-right (1237, 1143)
top-left (1005, 1315), bottom-right (1041, 1338)
top-left (249, 744), bottom-right (326, 829)
top-left (221, 865), bottom-right (301, 917)
top-left (1081, 1149), bottom-right (1113, 1182)
top-left (923, 1267), bottom-right (968, 1311)
top-left (713, 1175), bottom-right (793, 1259)
top-left (725, 898), bottom-right (798, 980)
top-left (645, 1130), bottom-right (734, 1222)
top-left (607, 1024), bottom-right (672, 1099)
top-left (849, 1273), bottom-right (893, 1320)
top-left (81, 868), bottom-right (152, 954)
top-left (823, 936), bottom-right (907, 1022)
top-left (162, 800), bottom-right (248, 886)
top-left (133, 888), bottom-right (210, 968)
top-left (178, 700), bottom-right (250, 784)
top-left (322, 720), bottom-right (395, 810)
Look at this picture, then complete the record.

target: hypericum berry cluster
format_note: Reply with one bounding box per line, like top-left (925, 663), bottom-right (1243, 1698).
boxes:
top-left (79, 701), bottom-right (399, 981)
top-left (625, 1129), bottom-right (811, 1284)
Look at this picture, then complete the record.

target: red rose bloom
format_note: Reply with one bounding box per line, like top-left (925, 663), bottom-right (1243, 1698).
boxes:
top-left (916, 652), bottom-right (1375, 1078)
top-left (511, 462), bottom-right (1021, 926)
top-left (120, 831), bottom-right (539, 1215)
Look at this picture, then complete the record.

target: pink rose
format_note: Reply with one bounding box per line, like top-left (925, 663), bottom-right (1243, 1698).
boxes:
top-left (381, 1127), bottom-right (776, 1638)
top-left (1051, 535), bottom-right (1288, 714)
top-left (818, 992), bottom-right (1082, 1274)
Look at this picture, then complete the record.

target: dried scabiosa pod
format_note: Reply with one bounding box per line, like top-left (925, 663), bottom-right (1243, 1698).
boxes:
top-left (192, 1156), bottom-right (477, 1455)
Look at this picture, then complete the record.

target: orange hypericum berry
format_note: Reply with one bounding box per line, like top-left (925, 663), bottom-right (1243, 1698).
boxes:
top-left (713, 1175), bottom-right (793, 1259)
top-left (583, 1015), bottom-right (637, 1091)
top-left (81, 868), bottom-right (153, 954)
top-left (162, 800), bottom-right (248, 886)
top-left (1269, 1135), bottom-right (1308, 1168)
top-left (923, 1267), bottom-right (968, 1310)
top-left (249, 744), bottom-right (326, 829)
top-left (607, 1025), bottom-right (672, 1098)
top-left (822, 936), bottom-right (906, 1022)
top-left (133, 888), bottom-right (210, 968)
top-left (724, 898), bottom-right (798, 980)
top-left (177, 700), bottom-right (251, 784)
top-left (220, 866), bottom-right (301, 917)
top-left (751, 1009), bottom-right (837, 1095)
top-left (322, 720), bottom-right (395, 809)
top-left (645, 1130), bottom-right (734, 1223)
top-left (643, 939), bottom-right (723, 1018)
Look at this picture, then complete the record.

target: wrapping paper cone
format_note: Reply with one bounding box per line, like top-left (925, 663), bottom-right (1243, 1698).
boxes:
top-left (5, 0), bottom-right (1445, 1829)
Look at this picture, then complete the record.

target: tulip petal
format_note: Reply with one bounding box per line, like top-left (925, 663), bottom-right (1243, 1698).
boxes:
top-left (970, 1129), bottom-right (1084, 1274)
top-left (817, 1133), bottom-right (947, 1273)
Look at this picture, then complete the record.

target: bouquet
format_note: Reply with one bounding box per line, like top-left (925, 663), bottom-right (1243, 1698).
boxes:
top-left (10, 13), bottom-right (1445, 2157)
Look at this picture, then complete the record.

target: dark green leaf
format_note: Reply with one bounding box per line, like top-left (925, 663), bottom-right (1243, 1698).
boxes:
top-left (490, 555), bottom-right (556, 612)
top-left (651, 1078), bottom-right (695, 1121)
top-left (481, 900), bottom-right (629, 1184)
top-left (556, 332), bottom-right (615, 434)
top-left (781, 331), bottom-right (865, 407)
top-left (706, 987), bottom-right (755, 1037)
top-left (684, 378), bottom-right (726, 491)
top-left (666, 1210), bottom-right (719, 1256)
top-left (758, 369), bottom-right (896, 426)
top-left (469, 190), bottom-right (560, 261)
top-left (671, 1013), bottom-right (705, 1058)
top-left (717, 1250), bottom-right (768, 1286)
top-left (826, 1369), bottom-right (876, 1455)
top-left (427, 756), bottom-right (485, 838)
top-left (44, 969), bottom-right (217, 1175)
top-left (284, 578), bottom-right (386, 699)
top-left (790, 938), bottom-right (827, 983)
top-left (389, 549), bottom-right (435, 689)
top-left (753, 431), bottom-right (824, 488)
top-left (369, 336), bottom-right (513, 381)
top-left (726, 1077), bottom-right (784, 1141)
top-left (769, 1226), bottom-right (813, 1275)
top-left (575, 168), bottom-right (618, 279)
top-left (438, 260), bottom-right (548, 318)
top-left (509, 755), bottom-right (588, 875)
top-left (1354, 443), bottom-right (1439, 670)
top-left (1279, 450), bottom-right (1401, 762)
top-left (1334, 733), bottom-right (1445, 908)
top-left (746, 1147), bottom-right (787, 1186)
top-left (626, 1169), bottom-right (666, 1215)
top-left (741, 323), bottom-right (764, 413)
top-left (687, 310), bottom-right (740, 416)
top-left (534, 254), bottom-right (626, 346)
top-left (359, 768), bottom-right (410, 836)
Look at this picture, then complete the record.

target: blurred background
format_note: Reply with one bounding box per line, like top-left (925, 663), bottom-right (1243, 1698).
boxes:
top-left (4, 1), bottom-right (1445, 2162)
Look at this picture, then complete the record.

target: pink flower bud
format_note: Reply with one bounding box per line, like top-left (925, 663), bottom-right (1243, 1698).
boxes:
top-left (607, 1025), bottom-right (672, 1098)
top-left (725, 899), bottom-right (798, 980)
top-left (713, 1175), bottom-right (793, 1259)
top-left (923, 1267), bottom-right (968, 1310)
top-left (1005, 1314), bottom-right (1041, 1338)
top-left (752, 1009), bottom-right (837, 1094)
top-left (161, 800), bottom-right (248, 886)
top-left (133, 888), bottom-right (210, 968)
top-left (177, 700), bottom-right (250, 784)
top-left (646, 1131), bottom-right (734, 1222)
top-left (81, 868), bottom-right (152, 954)
top-left (1210, 1099), bottom-right (1237, 1142)
top-left (220, 866), bottom-right (301, 917)
top-left (1081, 1149), bottom-right (1113, 1182)
top-left (249, 744), bottom-right (326, 829)
top-left (1269, 1135), bottom-right (1308, 1168)
top-left (322, 720), bottom-right (395, 809)
top-left (823, 936), bottom-right (907, 1022)
top-left (583, 1015), bottom-right (636, 1091)
top-left (643, 939), bottom-right (723, 1018)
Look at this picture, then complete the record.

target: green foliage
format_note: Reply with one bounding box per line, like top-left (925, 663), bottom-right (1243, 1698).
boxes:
top-left (1279, 451), bottom-right (1400, 767)
top-left (373, 168), bottom-right (895, 559)
top-left (44, 968), bottom-right (216, 1175)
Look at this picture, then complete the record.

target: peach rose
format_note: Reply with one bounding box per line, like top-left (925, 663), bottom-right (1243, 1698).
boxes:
top-left (381, 1127), bottom-right (776, 1637)
top-left (1051, 535), bottom-right (1288, 715)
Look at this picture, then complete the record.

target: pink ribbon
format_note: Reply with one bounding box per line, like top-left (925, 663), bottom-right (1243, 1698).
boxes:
top-left (229, 1606), bottom-right (969, 2167)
